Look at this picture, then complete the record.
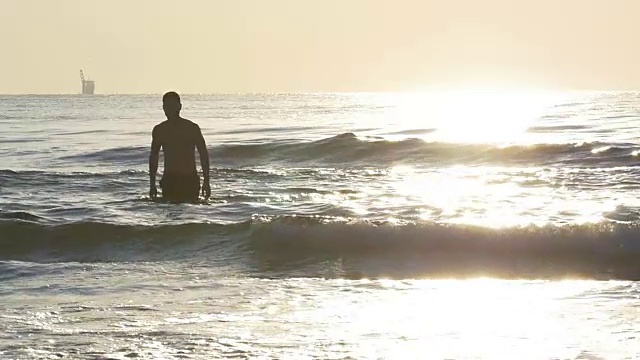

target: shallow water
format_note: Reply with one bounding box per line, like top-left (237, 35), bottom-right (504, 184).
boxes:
top-left (1, 92), bottom-right (639, 358)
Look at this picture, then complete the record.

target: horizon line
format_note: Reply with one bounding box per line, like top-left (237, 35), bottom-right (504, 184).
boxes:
top-left (2, 89), bottom-right (640, 96)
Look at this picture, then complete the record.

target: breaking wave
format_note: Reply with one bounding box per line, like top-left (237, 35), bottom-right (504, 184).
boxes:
top-left (58, 133), bottom-right (640, 167)
top-left (1, 216), bottom-right (639, 280)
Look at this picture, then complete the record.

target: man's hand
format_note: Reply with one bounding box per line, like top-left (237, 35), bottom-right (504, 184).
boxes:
top-left (201, 179), bottom-right (211, 200)
top-left (149, 184), bottom-right (157, 200)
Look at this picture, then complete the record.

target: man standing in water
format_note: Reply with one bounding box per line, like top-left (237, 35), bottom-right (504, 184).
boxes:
top-left (149, 92), bottom-right (211, 202)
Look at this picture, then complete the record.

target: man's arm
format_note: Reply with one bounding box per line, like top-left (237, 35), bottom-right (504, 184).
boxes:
top-left (195, 125), bottom-right (211, 199)
top-left (149, 126), bottom-right (161, 198)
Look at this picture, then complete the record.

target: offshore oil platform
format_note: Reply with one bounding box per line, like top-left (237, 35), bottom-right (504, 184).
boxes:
top-left (80, 70), bottom-right (95, 95)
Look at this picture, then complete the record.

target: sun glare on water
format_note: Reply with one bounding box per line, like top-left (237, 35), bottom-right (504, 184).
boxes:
top-left (297, 279), bottom-right (617, 359)
top-left (386, 88), bottom-right (568, 144)
top-left (345, 88), bottom-right (602, 227)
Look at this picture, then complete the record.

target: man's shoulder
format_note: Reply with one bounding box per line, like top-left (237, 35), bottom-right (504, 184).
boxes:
top-left (152, 121), bottom-right (170, 136)
top-left (153, 120), bottom-right (170, 129)
top-left (182, 118), bottom-right (200, 129)
top-left (153, 118), bottom-right (200, 134)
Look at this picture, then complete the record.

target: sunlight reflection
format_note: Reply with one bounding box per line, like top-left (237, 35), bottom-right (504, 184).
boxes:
top-left (303, 279), bottom-right (610, 359)
top-left (381, 89), bottom-right (570, 144)
top-left (382, 165), bottom-right (622, 227)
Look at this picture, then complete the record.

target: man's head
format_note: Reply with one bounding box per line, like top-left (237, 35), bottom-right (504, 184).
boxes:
top-left (163, 91), bottom-right (182, 118)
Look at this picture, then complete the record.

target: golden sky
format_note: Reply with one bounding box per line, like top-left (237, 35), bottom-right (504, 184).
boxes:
top-left (1, 0), bottom-right (639, 94)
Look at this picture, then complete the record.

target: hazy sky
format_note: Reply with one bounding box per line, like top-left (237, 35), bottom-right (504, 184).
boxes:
top-left (2, 0), bottom-right (639, 94)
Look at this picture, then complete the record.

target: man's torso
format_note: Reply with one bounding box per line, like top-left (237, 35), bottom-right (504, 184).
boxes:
top-left (155, 118), bottom-right (199, 175)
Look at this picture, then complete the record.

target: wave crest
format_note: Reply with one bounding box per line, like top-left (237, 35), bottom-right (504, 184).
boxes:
top-left (1, 217), bottom-right (639, 280)
top-left (56, 134), bottom-right (640, 167)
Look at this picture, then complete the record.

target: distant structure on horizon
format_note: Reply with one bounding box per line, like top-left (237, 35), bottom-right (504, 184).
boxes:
top-left (80, 70), bottom-right (95, 95)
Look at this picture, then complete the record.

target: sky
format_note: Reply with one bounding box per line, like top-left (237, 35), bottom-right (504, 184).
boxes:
top-left (1, 0), bottom-right (639, 94)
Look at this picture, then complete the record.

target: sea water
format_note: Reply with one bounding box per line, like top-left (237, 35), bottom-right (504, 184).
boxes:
top-left (0, 92), bottom-right (639, 359)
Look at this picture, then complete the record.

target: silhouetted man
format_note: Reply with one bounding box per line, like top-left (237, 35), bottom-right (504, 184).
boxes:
top-left (149, 92), bottom-right (211, 202)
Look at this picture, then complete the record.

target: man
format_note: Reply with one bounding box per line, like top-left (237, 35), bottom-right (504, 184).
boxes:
top-left (149, 91), bottom-right (211, 203)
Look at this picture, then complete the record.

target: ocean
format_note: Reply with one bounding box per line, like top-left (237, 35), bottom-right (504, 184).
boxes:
top-left (0, 92), bottom-right (639, 359)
